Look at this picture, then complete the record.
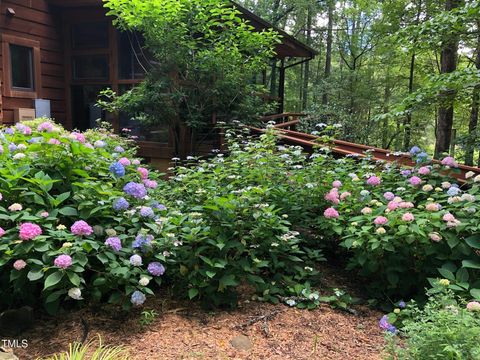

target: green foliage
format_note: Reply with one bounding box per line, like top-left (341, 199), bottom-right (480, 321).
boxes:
top-left (139, 309), bottom-right (158, 327)
top-left (385, 285), bottom-right (480, 360)
top-left (100, 0), bottom-right (280, 149)
top-left (40, 336), bottom-right (129, 360)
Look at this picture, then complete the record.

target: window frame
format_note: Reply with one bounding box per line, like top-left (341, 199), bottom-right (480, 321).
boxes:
top-left (1, 34), bottom-right (42, 99)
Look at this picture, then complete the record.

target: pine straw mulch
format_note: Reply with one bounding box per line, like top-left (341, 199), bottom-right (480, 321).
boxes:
top-left (11, 264), bottom-right (386, 360)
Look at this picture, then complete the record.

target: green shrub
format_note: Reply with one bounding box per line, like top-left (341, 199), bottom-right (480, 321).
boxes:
top-left (385, 283), bottom-right (480, 360)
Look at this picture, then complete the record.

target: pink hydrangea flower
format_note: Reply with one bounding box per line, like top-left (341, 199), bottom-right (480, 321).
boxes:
top-left (332, 180), bottom-right (342, 188)
top-left (19, 223), bottom-right (42, 241)
top-left (70, 220), bottom-right (93, 236)
top-left (324, 207), bottom-right (339, 219)
top-left (0, 227), bottom-right (5, 237)
top-left (441, 156), bottom-right (458, 168)
top-left (466, 301), bottom-right (480, 311)
top-left (418, 166), bottom-right (430, 175)
top-left (399, 202), bottom-right (414, 209)
top-left (443, 213), bottom-right (456, 222)
top-left (40, 211), bottom-right (49, 218)
top-left (143, 179), bottom-right (158, 189)
top-left (387, 201), bottom-right (399, 211)
top-left (71, 132), bottom-right (86, 143)
top-left (54, 254), bottom-right (72, 269)
top-left (426, 203), bottom-right (441, 211)
top-left (402, 213), bottom-right (415, 222)
top-left (132, 159), bottom-right (141, 166)
top-left (429, 232), bottom-right (442, 242)
top-left (37, 121), bottom-right (54, 132)
top-left (340, 191), bottom-right (351, 200)
top-left (324, 188), bottom-right (340, 204)
top-left (118, 157), bottom-right (131, 166)
top-left (409, 176), bottom-right (422, 186)
top-left (366, 176), bottom-right (381, 186)
top-left (374, 216), bottom-right (388, 225)
top-left (48, 138), bottom-right (61, 145)
top-left (383, 192), bottom-right (395, 201)
top-left (137, 167), bottom-right (149, 180)
top-left (13, 260), bottom-right (27, 271)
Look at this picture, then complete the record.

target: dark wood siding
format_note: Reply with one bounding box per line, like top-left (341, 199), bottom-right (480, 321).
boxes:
top-left (0, 0), bottom-right (66, 124)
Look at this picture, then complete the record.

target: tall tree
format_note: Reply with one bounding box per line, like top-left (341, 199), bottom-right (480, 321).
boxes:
top-left (322, 0), bottom-right (334, 106)
top-left (435, 0), bottom-right (462, 158)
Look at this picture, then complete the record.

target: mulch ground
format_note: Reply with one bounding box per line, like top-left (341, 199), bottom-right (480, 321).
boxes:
top-left (7, 264), bottom-right (387, 360)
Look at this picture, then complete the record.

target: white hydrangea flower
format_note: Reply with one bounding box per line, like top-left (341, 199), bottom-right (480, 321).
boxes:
top-left (68, 287), bottom-right (82, 300)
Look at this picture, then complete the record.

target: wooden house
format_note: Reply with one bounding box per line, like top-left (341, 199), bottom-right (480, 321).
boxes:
top-left (0, 0), bottom-right (315, 166)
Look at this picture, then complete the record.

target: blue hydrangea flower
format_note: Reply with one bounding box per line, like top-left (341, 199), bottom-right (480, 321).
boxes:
top-left (447, 187), bottom-right (461, 196)
top-left (8, 143), bottom-right (17, 152)
top-left (123, 182), bottom-right (147, 199)
top-left (4, 128), bottom-right (14, 135)
top-left (94, 140), bottom-right (106, 148)
top-left (113, 197), bottom-right (129, 211)
top-left (109, 162), bottom-right (125, 177)
top-left (398, 300), bottom-right (406, 309)
top-left (400, 169), bottom-right (412, 177)
top-left (114, 146), bottom-right (125, 153)
top-left (409, 146), bottom-right (421, 155)
top-left (132, 234), bottom-right (153, 251)
top-left (140, 206), bottom-right (154, 218)
top-left (28, 137), bottom-right (43, 144)
top-left (415, 152), bottom-right (430, 164)
top-left (130, 290), bottom-right (146, 306)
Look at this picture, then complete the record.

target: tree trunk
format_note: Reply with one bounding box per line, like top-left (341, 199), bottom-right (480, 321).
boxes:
top-left (322, 0), bottom-right (334, 106)
top-left (302, 6), bottom-right (312, 110)
top-left (403, 53), bottom-right (415, 150)
top-left (465, 21), bottom-right (480, 165)
top-left (434, 0), bottom-right (461, 159)
top-left (382, 70), bottom-right (391, 148)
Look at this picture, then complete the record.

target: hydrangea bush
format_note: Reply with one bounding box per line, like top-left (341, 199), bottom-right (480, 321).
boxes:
top-left (0, 120), bottom-right (166, 313)
top-left (316, 146), bottom-right (480, 299)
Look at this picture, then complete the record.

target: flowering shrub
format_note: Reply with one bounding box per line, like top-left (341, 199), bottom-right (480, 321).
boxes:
top-left (315, 146), bottom-right (480, 299)
top-left (0, 120), bottom-right (165, 313)
top-left (384, 282), bottom-right (480, 359)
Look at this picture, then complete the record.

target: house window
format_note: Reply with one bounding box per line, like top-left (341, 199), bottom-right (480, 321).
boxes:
top-left (1, 34), bottom-right (41, 98)
top-left (10, 44), bottom-right (34, 91)
top-left (117, 31), bottom-right (147, 80)
top-left (72, 55), bottom-right (109, 80)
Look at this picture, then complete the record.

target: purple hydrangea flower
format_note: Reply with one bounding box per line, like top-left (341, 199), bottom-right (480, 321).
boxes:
top-left (54, 254), bottom-right (73, 269)
top-left (140, 206), bottom-right (154, 218)
top-left (147, 262), bottom-right (165, 276)
top-left (400, 169), bottom-right (412, 177)
top-left (398, 300), bottom-right (406, 309)
top-left (4, 128), bottom-right (14, 135)
top-left (71, 220), bottom-right (93, 236)
top-left (130, 290), bottom-right (146, 306)
top-left (123, 182), bottom-right (147, 199)
top-left (113, 197), bottom-right (129, 211)
top-left (8, 143), bottom-right (17, 152)
top-left (105, 237), bottom-right (122, 252)
top-left (109, 162), bottom-right (125, 177)
top-left (383, 192), bottom-right (395, 201)
top-left (129, 254), bottom-right (143, 266)
top-left (114, 146), bottom-right (125, 153)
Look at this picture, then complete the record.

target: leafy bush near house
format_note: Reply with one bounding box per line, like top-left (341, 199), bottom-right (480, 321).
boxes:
top-left (384, 282), bottom-right (480, 360)
top-left (0, 120), bottom-right (168, 313)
